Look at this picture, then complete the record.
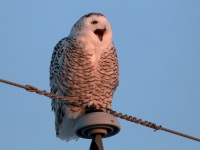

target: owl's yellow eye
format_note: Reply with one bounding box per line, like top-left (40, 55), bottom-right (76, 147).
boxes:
top-left (91, 20), bottom-right (98, 24)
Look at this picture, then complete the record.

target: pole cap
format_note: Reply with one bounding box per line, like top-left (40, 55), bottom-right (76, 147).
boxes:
top-left (75, 112), bottom-right (120, 139)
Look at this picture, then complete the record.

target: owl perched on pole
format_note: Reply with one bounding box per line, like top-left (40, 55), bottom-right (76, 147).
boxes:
top-left (50, 12), bottom-right (119, 141)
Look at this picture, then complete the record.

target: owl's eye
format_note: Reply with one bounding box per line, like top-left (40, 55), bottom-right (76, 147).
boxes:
top-left (91, 20), bottom-right (98, 24)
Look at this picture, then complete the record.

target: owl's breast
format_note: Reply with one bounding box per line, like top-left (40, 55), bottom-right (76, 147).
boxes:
top-left (59, 40), bottom-right (118, 109)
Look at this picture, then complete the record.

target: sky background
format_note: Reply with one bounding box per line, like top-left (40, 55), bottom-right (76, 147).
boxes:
top-left (0, 0), bottom-right (200, 150)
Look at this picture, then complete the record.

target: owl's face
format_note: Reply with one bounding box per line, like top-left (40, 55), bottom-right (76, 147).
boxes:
top-left (69, 13), bottom-right (112, 45)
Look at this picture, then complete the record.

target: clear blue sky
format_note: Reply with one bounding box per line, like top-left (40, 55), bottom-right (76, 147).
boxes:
top-left (0, 1), bottom-right (200, 149)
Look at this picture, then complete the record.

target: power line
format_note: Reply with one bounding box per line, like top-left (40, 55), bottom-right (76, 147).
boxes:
top-left (0, 78), bottom-right (200, 142)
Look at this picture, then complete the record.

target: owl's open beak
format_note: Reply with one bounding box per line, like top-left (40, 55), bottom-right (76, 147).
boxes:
top-left (94, 28), bottom-right (106, 41)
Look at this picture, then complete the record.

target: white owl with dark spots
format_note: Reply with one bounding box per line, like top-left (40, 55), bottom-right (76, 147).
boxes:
top-left (50, 12), bottom-right (119, 141)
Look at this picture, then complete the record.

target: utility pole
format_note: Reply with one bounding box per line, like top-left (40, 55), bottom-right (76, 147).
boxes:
top-left (75, 111), bottom-right (121, 150)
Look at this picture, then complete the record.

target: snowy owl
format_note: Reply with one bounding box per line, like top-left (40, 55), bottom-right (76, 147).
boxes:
top-left (50, 12), bottom-right (119, 141)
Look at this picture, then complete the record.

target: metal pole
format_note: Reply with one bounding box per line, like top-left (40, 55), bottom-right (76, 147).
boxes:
top-left (90, 134), bottom-right (104, 150)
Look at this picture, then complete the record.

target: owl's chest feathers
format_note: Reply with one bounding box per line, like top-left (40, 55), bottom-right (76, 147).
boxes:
top-left (60, 37), bottom-right (114, 86)
top-left (77, 37), bottom-right (112, 67)
top-left (88, 48), bottom-right (105, 68)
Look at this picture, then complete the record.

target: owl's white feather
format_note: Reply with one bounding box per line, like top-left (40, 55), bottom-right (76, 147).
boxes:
top-left (50, 12), bottom-right (119, 141)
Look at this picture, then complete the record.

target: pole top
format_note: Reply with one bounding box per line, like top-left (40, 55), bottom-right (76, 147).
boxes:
top-left (75, 111), bottom-right (121, 139)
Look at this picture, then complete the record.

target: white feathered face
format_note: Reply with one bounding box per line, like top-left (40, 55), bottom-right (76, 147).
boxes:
top-left (69, 13), bottom-right (112, 44)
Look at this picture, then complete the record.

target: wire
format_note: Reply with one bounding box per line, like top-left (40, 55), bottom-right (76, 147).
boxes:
top-left (110, 110), bottom-right (200, 142)
top-left (0, 78), bottom-right (200, 142)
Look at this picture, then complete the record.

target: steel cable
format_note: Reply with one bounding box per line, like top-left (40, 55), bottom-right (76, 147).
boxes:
top-left (0, 78), bottom-right (200, 142)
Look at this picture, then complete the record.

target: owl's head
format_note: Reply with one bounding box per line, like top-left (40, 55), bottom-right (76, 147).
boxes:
top-left (69, 13), bottom-right (112, 45)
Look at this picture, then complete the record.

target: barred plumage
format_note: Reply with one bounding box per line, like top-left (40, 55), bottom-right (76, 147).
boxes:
top-left (50, 12), bottom-right (119, 141)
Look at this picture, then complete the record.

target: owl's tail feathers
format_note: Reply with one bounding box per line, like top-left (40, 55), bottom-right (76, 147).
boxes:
top-left (56, 116), bottom-right (79, 142)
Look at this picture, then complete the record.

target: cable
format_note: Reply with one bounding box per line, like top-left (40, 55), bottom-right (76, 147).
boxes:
top-left (0, 78), bottom-right (200, 142)
top-left (110, 110), bottom-right (200, 142)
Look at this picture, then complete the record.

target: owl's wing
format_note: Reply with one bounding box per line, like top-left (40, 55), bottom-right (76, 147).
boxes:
top-left (50, 37), bottom-right (73, 113)
top-left (49, 37), bottom-right (82, 141)
top-left (50, 37), bottom-right (68, 93)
